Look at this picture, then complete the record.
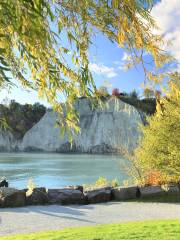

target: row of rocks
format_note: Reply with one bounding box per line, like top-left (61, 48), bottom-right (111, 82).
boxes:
top-left (0, 184), bottom-right (179, 208)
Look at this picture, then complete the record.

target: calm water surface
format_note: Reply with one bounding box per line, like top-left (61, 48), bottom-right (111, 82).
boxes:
top-left (0, 153), bottom-right (128, 188)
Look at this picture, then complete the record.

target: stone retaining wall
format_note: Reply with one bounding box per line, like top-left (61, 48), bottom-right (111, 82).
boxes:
top-left (0, 184), bottom-right (179, 208)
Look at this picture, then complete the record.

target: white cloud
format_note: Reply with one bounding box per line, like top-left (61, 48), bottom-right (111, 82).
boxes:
top-left (121, 52), bottom-right (130, 61)
top-left (89, 63), bottom-right (117, 78)
top-left (115, 52), bottom-right (131, 71)
top-left (151, 0), bottom-right (180, 67)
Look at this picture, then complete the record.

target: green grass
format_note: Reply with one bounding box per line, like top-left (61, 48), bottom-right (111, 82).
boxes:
top-left (1, 220), bottom-right (180, 240)
top-left (126, 194), bottom-right (180, 203)
top-left (138, 194), bottom-right (180, 203)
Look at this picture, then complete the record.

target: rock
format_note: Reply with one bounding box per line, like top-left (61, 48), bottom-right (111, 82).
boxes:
top-left (26, 187), bottom-right (49, 205)
top-left (66, 185), bottom-right (84, 193)
top-left (48, 189), bottom-right (86, 205)
top-left (112, 186), bottom-right (139, 200)
top-left (85, 187), bottom-right (112, 204)
top-left (139, 186), bottom-right (166, 198)
top-left (161, 184), bottom-right (180, 195)
top-left (89, 144), bottom-right (114, 154)
top-left (22, 188), bottom-right (28, 193)
top-left (0, 187), bottom-right (26, 208)
top-left (0, 179), bottom-right (8, 187)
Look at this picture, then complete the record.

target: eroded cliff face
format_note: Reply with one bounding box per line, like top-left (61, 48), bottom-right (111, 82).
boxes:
top-left (19, 98), bottom-right (142, 154)
top-left (0, 131), bottom-right (18, 152)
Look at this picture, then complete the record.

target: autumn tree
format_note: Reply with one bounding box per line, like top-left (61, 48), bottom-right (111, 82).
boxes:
top-left (143, 87), bottom-right (154, 99)
top-left (96, 86), bottom-right (109, 97)
top-left (0, 0), bottom-right (173, 135)
top-left (112, 88), bottom-right (120, 96)
top-left (134, 76), bottom-right (180, 180)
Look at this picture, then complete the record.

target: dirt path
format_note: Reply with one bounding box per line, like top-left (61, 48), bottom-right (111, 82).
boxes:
top-left (0, 202), bottom-right (180, 236)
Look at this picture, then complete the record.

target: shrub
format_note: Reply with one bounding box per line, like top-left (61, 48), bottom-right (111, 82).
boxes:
top-left (95, 176), bottom-right (109, 187)
top-left (84, 177), bottom-right (120, 190)
top-left (111, 178), bottom-right (120, 188)
top-left (143, 87), bottom-right (154, 99)
top-left (96, 86), bottom-right (109, 97)
top-left (145, 170), bottom-right (163, 186)
top-left (134, 79), bottom-right (180, 181)
top-left (123, 180), bottom-right (130, 187)
top-left (26, 178), bottom-right (36, 196)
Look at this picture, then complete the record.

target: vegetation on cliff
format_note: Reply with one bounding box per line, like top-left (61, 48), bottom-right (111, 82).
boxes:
top-left (117, 96), bottom-right (156, 116)
top-left (93, 86), bottom-right (156, 115)
top-left (0, 93), bottom-right (156, 140)
top-left (0, 101), bottom-right (46, 139)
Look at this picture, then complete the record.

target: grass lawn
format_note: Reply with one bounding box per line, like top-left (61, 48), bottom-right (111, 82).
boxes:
top-left (128, 194), bottom-right (180, 203)
top-left (1, 220), bottom-right (180, 240)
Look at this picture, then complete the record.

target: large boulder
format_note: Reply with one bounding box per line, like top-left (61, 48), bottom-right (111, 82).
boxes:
top-left (0, 187), bottom-right (26, 208)
top-left (161, 184), bottom-right (180, 195)
top-left (139, 186), bottom-right (166, 198)
top-left (48, 188), bottom-right (86, 205)
top-left (26, 187), bottom-right (49, 205)
top-left (66, 185), bottom-right (84, 193)
top-left (112, 186), bottom-right (139, 200)
top-left (85, 187), bottom-right (112, 204)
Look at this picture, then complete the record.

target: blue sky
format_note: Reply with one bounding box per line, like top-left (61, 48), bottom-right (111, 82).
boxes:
top-left (0, 0), bottom-right (179, 106)
top-left (89, 34), bottom-right (145, 92)
top-left (0, 33), bottom-right (146, 106)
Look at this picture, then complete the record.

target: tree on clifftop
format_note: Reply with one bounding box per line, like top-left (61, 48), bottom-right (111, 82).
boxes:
top-left (0, 0), bottom-right (174, 135)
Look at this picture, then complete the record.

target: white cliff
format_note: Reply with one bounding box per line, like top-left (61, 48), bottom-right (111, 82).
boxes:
top-left (20, 98), bottom-right (143, 154)
top-left (0, 131), bottom-right (18, 152)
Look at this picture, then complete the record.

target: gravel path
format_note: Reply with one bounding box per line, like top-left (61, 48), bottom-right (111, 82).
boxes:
top-left (0, 202), bottom-right (180, 236)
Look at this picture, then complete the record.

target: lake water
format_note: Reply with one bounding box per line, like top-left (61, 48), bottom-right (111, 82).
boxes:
top-left (0, 153), bottom-right (129, 189)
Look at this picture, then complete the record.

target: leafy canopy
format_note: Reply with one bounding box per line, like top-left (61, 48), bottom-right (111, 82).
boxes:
top-left (135, 76), bottom-right (180, 179)
top-left (0, 0), bottom-right (173, 136)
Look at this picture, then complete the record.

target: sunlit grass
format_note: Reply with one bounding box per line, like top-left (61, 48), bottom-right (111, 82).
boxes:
top-left (1, 220), bottom-right (180, 240)
top-left (127, 194), bottom-right (180, 203)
